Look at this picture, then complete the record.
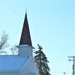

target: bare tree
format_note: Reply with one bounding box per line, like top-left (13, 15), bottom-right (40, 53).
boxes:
top-left (0, 31), bottom-right (9, 54)
top-left (10, 46), bottom-right (18, 55)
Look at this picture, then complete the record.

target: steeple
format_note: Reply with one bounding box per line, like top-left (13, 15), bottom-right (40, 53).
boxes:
top-left (19, 13), bottom-right (32, 46)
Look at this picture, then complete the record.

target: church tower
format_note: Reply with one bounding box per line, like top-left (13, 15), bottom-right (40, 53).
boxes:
top-left (17, 13), bottom-right (33, 58)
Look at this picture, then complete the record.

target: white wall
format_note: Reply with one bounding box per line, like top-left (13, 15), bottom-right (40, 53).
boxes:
top-left (17, 45), bottom-right (33, 58)
top-left (20, 57), bottom-right (39, 75)
top-left (0, 71), bottom-right (19, 75)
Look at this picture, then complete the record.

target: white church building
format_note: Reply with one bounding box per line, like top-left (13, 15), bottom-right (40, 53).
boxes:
top-left (0, 13), bottom-right (39, 75)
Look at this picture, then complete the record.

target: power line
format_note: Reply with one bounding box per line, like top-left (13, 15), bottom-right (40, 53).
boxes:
top-left (0, 0), bottom-right (57, 46)
top-left (0, 0), bottom-right (69, 52)
top-left (0, 14), bottom-right (20, 32)
top-left (0, 1), bottom-right (73, 74)
top-left (0, 0), bottom-right (22, 20)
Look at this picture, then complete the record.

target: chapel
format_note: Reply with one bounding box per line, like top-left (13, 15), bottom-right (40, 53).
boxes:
top-left (0, 13), bottom-right (39, 75)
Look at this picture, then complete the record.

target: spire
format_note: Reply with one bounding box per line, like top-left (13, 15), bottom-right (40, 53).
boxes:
top-left (19, 13), bottom-right (32, 46)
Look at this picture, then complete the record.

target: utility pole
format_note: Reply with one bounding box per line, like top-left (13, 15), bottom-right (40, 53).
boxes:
top-left (68, 56), bottom-right (75, 75)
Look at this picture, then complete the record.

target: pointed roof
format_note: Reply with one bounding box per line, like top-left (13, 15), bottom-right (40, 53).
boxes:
top-left (19, 13), bottom-right (32, 46)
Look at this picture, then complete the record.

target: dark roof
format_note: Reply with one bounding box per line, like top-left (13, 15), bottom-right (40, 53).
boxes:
top-left (19, 13), bottom-right (32, 46)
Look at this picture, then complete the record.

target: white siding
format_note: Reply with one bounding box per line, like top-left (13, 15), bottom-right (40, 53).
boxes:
top-left (18, 45), bottom-right (33, 58)
top-left (0, 71), bottom-right (19, 75)
top-left (20, 57), bottom-right (39, 75)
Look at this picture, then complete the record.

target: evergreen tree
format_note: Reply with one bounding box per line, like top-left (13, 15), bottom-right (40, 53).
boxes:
top-left (34, 44), bottom-right (50, 75)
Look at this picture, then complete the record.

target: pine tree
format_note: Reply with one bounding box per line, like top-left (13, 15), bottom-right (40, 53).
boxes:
top-left (34, 44), bottom-right (50, 75)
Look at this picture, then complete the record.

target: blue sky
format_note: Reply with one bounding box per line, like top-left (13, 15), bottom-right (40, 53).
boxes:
top-left (0, 0), bottom-right (75, 75)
